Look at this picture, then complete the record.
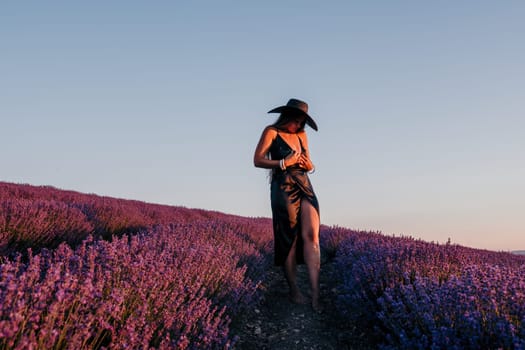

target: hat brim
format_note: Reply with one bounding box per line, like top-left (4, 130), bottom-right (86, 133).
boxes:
top-left (268, 106), bottom-right (318, 131)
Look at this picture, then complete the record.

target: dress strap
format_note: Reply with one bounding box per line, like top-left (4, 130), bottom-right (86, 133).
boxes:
top-left (268, 126), bottom-right (281, 139)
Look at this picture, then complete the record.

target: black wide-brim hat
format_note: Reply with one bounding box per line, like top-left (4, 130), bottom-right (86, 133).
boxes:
top-left (268, 98), bottom-right (318, 131)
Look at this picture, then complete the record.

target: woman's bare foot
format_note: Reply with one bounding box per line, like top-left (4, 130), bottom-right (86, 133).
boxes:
top-left (288, 292), bottom-right (310, 305)
top-left (311, 298), bottom-right (324, 313)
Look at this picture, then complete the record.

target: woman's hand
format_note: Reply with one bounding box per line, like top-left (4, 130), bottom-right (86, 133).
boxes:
top-left (283, 150), bottom-right (302, 168)
top-left (298, 153), bottom-right (314, 171)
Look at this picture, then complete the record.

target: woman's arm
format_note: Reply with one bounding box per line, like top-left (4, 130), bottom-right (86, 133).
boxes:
top-left (253, 127), bottom-right (279, 169)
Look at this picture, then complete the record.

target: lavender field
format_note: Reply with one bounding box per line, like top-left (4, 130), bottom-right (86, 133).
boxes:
top-left (0, 182), bottom-right (273, 349)
top-left (323, 227), bottom-right (525, 349)
top-left (1, 181), bottom-right (524, 349)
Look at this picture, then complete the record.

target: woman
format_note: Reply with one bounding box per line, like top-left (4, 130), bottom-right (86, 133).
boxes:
top-left (253, 98), bottom-right (322, 312)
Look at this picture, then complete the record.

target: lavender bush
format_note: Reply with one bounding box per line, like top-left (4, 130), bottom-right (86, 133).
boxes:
top-left (0, 182), bottom-right (274, 349)
top-left (0, 223), bottom-right (272, 349)
top-left (0, 181), bottom-right (266, 257)
top-left (331, 227), bottom-right (525, 349)
top-left (0, 199), bottom-right (94, 256)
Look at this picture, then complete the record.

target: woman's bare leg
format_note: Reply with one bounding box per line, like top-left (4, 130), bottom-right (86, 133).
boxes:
top-left (284, 237), bottom-right (308, 304)
top-left (300, 199), bottom-right (321, 311)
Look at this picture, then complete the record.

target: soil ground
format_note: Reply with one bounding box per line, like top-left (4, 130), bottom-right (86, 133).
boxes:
top-left (230, 258), bottom-right (375, 350)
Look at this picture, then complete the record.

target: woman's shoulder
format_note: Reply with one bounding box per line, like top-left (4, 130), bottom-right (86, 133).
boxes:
top-left (257, 126), bottom-right (279, 144)
top-left (263, 125), bottom-right (279, 136)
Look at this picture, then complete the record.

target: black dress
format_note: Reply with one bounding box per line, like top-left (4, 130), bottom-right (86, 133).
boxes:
top-left (268, 129), bottom-right (320, 266)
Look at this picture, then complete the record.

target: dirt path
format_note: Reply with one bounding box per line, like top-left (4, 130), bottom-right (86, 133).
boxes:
top-left (231, 259), bottom-right (373, 350)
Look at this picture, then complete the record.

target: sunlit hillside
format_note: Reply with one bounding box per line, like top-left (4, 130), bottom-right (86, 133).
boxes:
top-left (1, 181), bottom-right (524, 349)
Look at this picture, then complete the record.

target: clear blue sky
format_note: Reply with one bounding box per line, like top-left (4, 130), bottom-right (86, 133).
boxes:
top-left (2, 1), bottom-right (524, 251)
